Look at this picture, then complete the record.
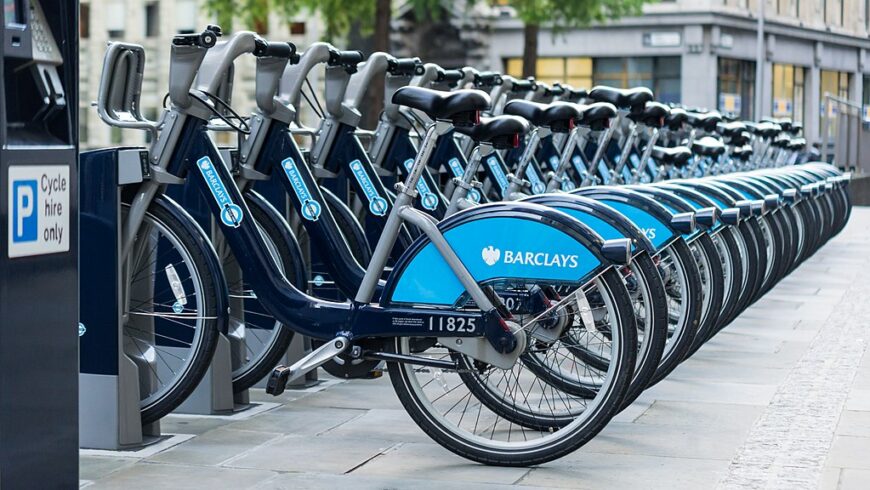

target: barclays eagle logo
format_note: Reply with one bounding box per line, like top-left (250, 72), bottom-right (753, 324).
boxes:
top-left (481, 245), bottom-right (501, 266)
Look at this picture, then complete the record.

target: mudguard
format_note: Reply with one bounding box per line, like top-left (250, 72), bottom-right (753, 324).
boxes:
top-left (713, 177), bottom-right (767, 202)
top-left (570, 187), bottom-right (681, 250)
top-left (521, 193), bottom-right (656, 255)
top-left (654, 183), bottom-right (728, 231)
top-left (381, 202), bottom-right (613, 307)
top-left (629, 186), bottom-right (704, 240)
top-left (669, 181), bottom-right (739, 211)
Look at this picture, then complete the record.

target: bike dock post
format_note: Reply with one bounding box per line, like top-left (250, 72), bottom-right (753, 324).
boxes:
top-left (79, 149), bottom-right (165, 449)
top-left (165, 174), bottom-right (238, 415)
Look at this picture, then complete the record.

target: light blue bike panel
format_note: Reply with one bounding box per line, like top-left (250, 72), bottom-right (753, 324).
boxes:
top-left (572, 187), bottom-right (680, 250)
top-left (388, 217), bottom-right (604, 306)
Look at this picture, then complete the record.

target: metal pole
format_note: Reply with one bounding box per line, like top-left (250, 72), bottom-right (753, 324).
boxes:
top-left (754, 0), bottom-right (765, 120)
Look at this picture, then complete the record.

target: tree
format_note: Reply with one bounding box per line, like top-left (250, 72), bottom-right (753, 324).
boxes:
top-left (508, 0), bottom-right (649, 79)
top-left (203, 0), bottom-right (447, 127)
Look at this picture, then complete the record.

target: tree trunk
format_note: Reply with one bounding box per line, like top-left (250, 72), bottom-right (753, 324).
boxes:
top-left (521, 23), bottom-right (539, 79)
top-left (360, 0), bottom-right (392, 129)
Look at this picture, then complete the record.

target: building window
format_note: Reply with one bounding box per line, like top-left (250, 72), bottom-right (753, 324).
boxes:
top-left (505, 56), bottom-right (680, 102)
top-left (717, 57), bottom-right (756, 120)
top-left (820, 70), bottom-right (850, 137)
top-left (145, 3), bottom-right (159, 38)
top-left (290, 22), bottom-right (306, 35)
top-left (176, 0), bottom-right (198, 34)
top-left (80, 3), bottom-right (90, 39)
top-left (593, 57), bottom-right (681, 103)
top-left (820, 70), bottom-right (850, 101)
top-left (824, 0), bottom-right (843, 26)
top-left (106, 1), bottom-right (125, 38)
top-left (777, 0), bottom-right (798, 17)
top-left (863, 75), bottom-right (870, 107)
top-left (504, 57), bottom-right (593, 90)
top-left (771, 63), bottom-right (805, 124)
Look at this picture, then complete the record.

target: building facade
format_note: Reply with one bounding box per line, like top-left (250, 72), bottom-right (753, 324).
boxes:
top-left (78, 0), bottom-right (323, 149)
top-left (484, 0), bottom-right (870, 142)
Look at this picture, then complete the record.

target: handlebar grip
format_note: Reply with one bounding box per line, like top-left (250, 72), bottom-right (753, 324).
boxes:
top-left (253, 40), bottom-right (297, 59)
top-left (440, 69), bottom-right (463, 84)
top-left (388, 57), bottom-right (423, 76)
top-left (511, 79), bottom-right (536, 92)
top-left (328, 49), bottom-right (364, 67)
top-left (172, 26), bottom-right (221, 48)
top-left (474, 71), bottom-right (503, 87)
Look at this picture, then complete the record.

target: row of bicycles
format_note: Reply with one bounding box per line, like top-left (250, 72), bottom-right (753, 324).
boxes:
top-left (86, 25), bottom-right (852, 466)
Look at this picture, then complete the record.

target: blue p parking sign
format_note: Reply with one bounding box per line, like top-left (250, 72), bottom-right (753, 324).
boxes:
top-left (7, 165), bottom-right (70, 258)
top-left (12, 180), bottom-right (38, 243)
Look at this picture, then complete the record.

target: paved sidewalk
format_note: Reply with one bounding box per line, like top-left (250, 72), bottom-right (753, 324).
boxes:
top-left (80, 208), bottom-right (870, 490)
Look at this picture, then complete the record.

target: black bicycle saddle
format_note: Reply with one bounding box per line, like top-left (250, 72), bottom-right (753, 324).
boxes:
top-left (685, 111), bottom-right (723, 132)
top-left (691, 136), bottom-right (727, 157)
top-left (454, 115), bottom-right (530, 149)
top-left (628, 102), bottom-right (670, 128)
top-left (588, 85), bottom-right (653, 111)
top-left (575, 102), bottom-right (617, 131)
top-left (665, 107), bottom-right (689, 130)
top-left (732, 144), bottom-right (753, 161)
top-left (503, 100), bottom-right (580, 132)
top-left (652, 146), bottom-right (692, 167)
top-left (392, 87), bottom-right (490, 124)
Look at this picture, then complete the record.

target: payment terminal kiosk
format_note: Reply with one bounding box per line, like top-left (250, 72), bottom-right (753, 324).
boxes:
top-left (0, 0), bottom-right (78, 486)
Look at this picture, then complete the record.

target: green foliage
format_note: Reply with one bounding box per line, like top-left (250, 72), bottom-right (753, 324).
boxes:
top-left (203, 0), bottom-right (446, 42)
top-left (509, 0), bottom-right (649, 30)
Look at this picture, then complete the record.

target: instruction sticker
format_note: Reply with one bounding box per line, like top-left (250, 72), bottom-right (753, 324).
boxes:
top-left (486, 156), bottom-right (509, 193)
top-left (282, 158), bottom-right (321, 221)
top-left (403, 158), bottom-right (439, 211)
top-left (349, 159), bottom-right (388, 216)
top-left (525, 166), bottom-right (546, 194)
top-left (7, 165), bottom-right (70, 258)
top-left (197, 156), bottom-right (244, 228)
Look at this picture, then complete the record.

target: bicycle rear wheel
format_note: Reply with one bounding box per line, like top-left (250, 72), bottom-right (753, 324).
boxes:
top-left (387, 267), bottom-right (637, 466)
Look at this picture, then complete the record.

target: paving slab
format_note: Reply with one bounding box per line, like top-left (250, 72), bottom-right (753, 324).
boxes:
top-left (224, 434), bottom-right (398, 473)
top-left (837, 468), bottom-right (870, 490)
top-left (85, 462), bottom-right (276, 489)
top-left (825, 435), bottom-right (870, 470)
top-left (78, 456), bottom-right (136, 481)
top-left (519, 452), bottom-right (728, 489)
top-left (251, 472), bottom-right (548, 489)
top-left (352, 442), bottom-right (531, 484)
top-left (147, 428), bottom-right (280, 466)
top-left (835, 410), bottom-right (870, 438)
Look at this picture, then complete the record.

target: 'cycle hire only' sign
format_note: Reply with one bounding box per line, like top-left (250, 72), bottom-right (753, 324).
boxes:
top-left (7, 165), bottom-right (70, 258)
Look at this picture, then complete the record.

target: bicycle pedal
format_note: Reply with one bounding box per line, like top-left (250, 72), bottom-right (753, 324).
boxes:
top-left (365, 369), bottom-right (384, 379)
top-left (266, 365), bottom-right (292, 396)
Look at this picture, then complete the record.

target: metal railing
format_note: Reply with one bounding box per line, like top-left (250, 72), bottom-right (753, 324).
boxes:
top-left (820, 94), bottom-right (870, 174)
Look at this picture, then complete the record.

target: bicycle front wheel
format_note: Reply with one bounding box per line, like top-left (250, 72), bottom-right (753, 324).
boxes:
top-left (122, 199), bottom-right (223, 425)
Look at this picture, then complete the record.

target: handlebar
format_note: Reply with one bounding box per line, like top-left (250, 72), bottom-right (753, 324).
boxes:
top-left (253, 40), bottom-right (297, 61)
top-left (510, 78), bottom-right (537, 93)
top-left (328, 49), bottom-right (364, 67)
top-left (474, 71), bottom-right (503, 88)
top-left (172, 25), bottom-right (221, 48)
top-left (388, 57), bottom-right (424, 76)
top-left (433, 68), bottom-right (463, 85)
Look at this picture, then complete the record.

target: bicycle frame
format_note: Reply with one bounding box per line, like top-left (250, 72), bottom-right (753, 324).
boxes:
top-left (127, 111), bottom-right (525, 358)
